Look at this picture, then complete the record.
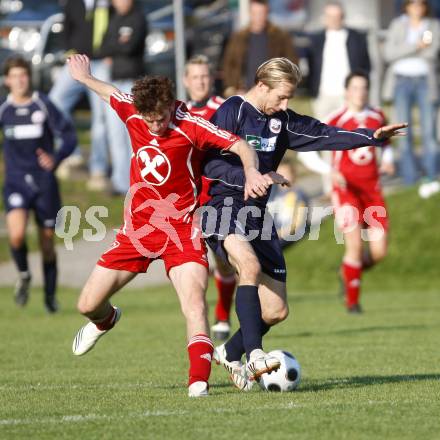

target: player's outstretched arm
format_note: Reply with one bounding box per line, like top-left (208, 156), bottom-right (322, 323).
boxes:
top-left (229, 139), bottom-right (269, 200)
top-left (67, 54), bottom-right (118, 103)
top-left (373, 123), bottom-right (408, 140)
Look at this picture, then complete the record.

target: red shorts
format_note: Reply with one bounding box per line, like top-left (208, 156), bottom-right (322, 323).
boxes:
top-left (97, 221), bottom-right (208, 275)
top-left (332, 180), bottom-right (389, 233)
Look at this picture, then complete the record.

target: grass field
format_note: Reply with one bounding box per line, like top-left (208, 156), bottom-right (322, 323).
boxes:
top-left (1, 188), bottom-right (439, 439)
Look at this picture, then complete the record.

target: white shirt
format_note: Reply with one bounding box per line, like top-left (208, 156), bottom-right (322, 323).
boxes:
top-left (319, 29), bottom-right (350, 97)
top-left (393, 21), bottom-right (429, 77)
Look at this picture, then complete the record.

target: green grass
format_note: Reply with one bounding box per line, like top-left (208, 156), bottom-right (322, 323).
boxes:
top-left (1, 188), bottom-right (439, 439)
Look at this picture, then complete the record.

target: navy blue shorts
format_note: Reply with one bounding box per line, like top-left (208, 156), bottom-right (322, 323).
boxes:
top-left (200, 196), bottom-right (287, 282)
top-left (3, 173), bottom-right (61, 228)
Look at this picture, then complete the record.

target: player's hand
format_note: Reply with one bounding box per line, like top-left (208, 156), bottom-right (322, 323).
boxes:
top-left (244, 166), bottom-right (270, 200)
top-left (380, 161), bottom-right (395, 176)
top-left (67, 54), bottom-right (92, 82)
top-left (264, 171), bottom-right (291, 187)
top-left (36, 148), bottom-right (55, 171)
top-left (373, 123), bottom-right (408, 140)
top-left (331, 171), bottom-right (346, 190)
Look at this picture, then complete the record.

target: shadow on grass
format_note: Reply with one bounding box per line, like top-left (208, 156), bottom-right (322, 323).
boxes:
top-left (299, 373), bottom-right (440, 392)
top-left (271, 324), bottom-right (434, 339)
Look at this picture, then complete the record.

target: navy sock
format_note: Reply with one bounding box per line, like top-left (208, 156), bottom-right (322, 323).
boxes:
top-left (43, 259), bottom-right (57, 299)
top-left (226, 322), bottom-right (270, 362)
top-left (233, 285), bottom-right (265, 360)
top-left (10, 243), bottom-right (29, 275)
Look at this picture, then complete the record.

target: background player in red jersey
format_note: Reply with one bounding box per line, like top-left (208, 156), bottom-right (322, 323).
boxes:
top-left (327, 71), bottom-right (395, 313)
top-left (184, 54), bottom-right (235, 341)
top-left (67, 54), bottom-right (273, 397)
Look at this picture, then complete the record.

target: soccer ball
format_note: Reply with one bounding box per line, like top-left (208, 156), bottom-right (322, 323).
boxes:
top-left (258, 350), bottom-right (301, 392)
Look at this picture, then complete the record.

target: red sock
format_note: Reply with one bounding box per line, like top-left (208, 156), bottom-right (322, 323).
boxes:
top-left (187, 334), bottom-right (213, 386)
top-left (214, 270), bottom-right (236, 322)
top-left (342, 261), bottom-right (362, 307)
top-left (94, 306), bottom-right (117, 331)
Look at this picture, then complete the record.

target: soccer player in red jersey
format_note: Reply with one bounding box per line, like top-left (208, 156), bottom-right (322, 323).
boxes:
top-left (327, 71), bottom-right (395, 313)
top-left (67, 54), bottom-right (273, 397)
top-left (184, 54), bottom-right (235, 341)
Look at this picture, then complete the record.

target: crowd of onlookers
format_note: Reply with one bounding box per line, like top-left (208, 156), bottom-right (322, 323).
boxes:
top-left (7, 0), bottom-right (439, 198)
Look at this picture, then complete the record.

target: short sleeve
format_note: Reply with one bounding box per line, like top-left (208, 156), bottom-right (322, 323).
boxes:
top-left (193, 117), bottom-right (239, 151)
top-left (109, 92), bottom-right (137, 123)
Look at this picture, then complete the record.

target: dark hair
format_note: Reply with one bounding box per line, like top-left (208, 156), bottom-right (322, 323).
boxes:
top-left (403, 0), bottom-right (430, 16)
top-left (344, 71), bottom-right (370, 89)
top-left (250, 0), bottom-right (269, 5)
top-left (3, 56), bottom-right (31, 77)
top-left (132, 76), bottom-right (175, 115)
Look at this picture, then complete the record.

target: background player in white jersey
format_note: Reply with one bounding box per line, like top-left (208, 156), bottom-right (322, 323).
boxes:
top-left (327, 71), bottom-right (394, 313)
top-left (67, 54), bottom-right (277, 397)
top-left (184, 54), bottom-right (236, 341)
top-left (0, 56), bottom-right (76, 312)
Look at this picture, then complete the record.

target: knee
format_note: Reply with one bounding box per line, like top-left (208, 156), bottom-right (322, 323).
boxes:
top-left (9, 235), bottom-right (26, 249)
top-left (371, 247), bottom-right (387, 263)
top-left (76, 290), bottom-right (97, 317)
top-left (263, 304), bottom-right (289, 326)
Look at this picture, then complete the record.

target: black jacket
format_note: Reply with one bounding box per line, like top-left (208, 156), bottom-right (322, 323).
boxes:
top-left (62, 0), bottom-right (110, 58)
top-left (307, 28), bottom-right (371, 97)
top-left (98, 3), bottom-right (147, 80)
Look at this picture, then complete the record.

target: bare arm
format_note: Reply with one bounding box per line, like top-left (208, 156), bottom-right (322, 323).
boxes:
top-left (67, 54), bottom-right (118, 103)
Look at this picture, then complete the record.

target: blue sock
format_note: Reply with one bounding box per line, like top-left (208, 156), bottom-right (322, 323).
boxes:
top-left (230, 285), bottom-right (265, 360)
top-left (43, 259), bottom-right (57, 299)
top-left (225, 323), bottom-right (270, 362)
top-left (10, 243), bottom-right (29, 275)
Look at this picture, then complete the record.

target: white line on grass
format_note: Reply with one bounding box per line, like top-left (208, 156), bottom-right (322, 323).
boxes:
top-left (0, 401), bottom-right (398, 427)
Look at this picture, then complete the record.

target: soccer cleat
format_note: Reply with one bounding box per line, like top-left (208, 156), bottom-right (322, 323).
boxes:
top-left (211, 320), bottom-right (231, 341)
top-left (44, 295), bottom-right (59, 314)
top-left (213, 344), bottom-right (253, 391)
top-left (72, 307), bottom-right (121, 356)
top-left (246, 349), bottom-right (281, 382)
top-left (347, 304), bottom-right (363, 314)
top-left (14, 275), bottom-right (31, 307)
top-left (188, 381), bottom-right (209, 397)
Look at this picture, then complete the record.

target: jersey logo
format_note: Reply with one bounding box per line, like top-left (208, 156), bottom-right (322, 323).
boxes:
top-left (150, 138), bottom-right (159, 146)
top-left (246, 134), bottom-right (277, 152)
top-left (136, 145), bottom-right (171, 186)
top-left (269, 118), bottom-right (282, 134)
top-left (348, 146), bottom-right (374, 166)
top-left (31, 110), bottom-right (46, 124)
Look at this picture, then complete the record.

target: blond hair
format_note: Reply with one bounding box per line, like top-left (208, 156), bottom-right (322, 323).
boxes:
top-left (254, 57), bottom-right (302, 89)
top-left (184, 54), bottom-right (212, 75)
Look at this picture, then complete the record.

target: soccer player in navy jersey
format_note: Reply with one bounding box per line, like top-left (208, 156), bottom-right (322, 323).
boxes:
top-left (0, 56), bottom-right (76, 312)
top-left (202, 57), bottom-right (407, 389)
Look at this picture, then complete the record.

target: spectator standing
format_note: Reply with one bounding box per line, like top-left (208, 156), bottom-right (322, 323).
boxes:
top-left (98, 0), bottom-right (147, 195)
top-left (221, 0), bottom-right (298, 97)
top-left (308, 1), bottom-right (371, 119)
top-left (306, 1), bottom-right (371, 194)
top-left (49, 0), bottom-right (111, 191)
top-left (383, 0), bottom-right (440, 195)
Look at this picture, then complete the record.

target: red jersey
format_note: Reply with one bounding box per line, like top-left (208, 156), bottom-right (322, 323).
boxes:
top-left (110, 92), bottom-right (238, 229)
top-left (186, 96), bottom-right (224, 121)
top-left (326, 106), bottom-right (388, 183)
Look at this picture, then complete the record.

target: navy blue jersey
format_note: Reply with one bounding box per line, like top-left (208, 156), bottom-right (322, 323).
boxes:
top-left (205, 95), bottom-right (385, 205)
top-left (0, 92), bottom-right (76, 181)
